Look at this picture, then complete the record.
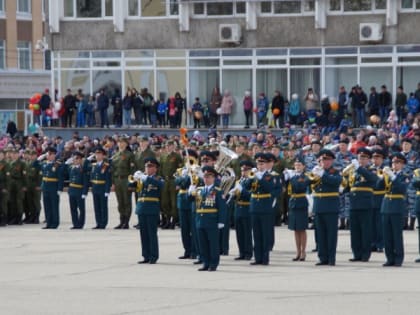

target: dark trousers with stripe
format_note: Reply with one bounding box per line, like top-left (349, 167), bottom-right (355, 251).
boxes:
top-left (43, 191), bottom-right (60, 228)
top-left (93, 193), bottom-right (108, 228)
top-left (198, 227), bottom-right (219, 268)
top-left (139, 214), bottom-right (159, 262)
top-left (382, 213), bottom-right (404, 265)
top-left (69, 194), bottom-right (86, 228)
top-left (315, 213), bottom-right (338, 264)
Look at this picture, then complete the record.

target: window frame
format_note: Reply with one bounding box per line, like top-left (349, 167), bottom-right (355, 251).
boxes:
top-left (62, 0), bottom-right (114, 20)
top-left (191, 1), bottom-right (246, 18)
top-left (17, 41), bottom-right (31, 70)
top-left (259, 0), bottom-right (315, 16)
top-left (328, 0), bottom-right (387, 14)
top-left (0, 40), bottom-right (5, 70)
top-left (126, 0), bottom-right (179, 19)
top-left (16, 0), bottom-right (32, 18)
top-left (400, 0), bottom-right (420, 11)
top-left (0, 0), bottom-right (4, 13)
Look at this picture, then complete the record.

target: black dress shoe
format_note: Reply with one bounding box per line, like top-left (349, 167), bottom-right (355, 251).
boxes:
top-left (328, 262), bottom-right (336, 266)
top-left (250, 261), bottom-right (261, 265)
top-left (138, 260), bottom-right (150, 264)
top-left (70, 227), bottom-right (81, 230)
top-left (193, 260), bottom-right (203, 265)
top-left (149, 260), bottom-right (157, 264)
top-left (234, 256), bottom-right (245, 260)
top-left (198, 267), bottom-right (209, 271)
top-left (261, 262), bottom-right (269, 265)
top-left (300, 256), bottom-right (306, 261)
top-left (315, 261), bottom-right (328, 266)
top-left (133, 224), bottom-right (140, 229)
top-left (394, 263), bottom-right (402, 267)
top-left (311, 248), bottom-right (318, 252)
top-left (382, 262), bottom-right (394, 267)
top-left (349, 258), bottom-right (361, 262)
top-left (415, 258), bottom-right (420, 263)
top-left (208, 267), bottom-right (217, 271)
top-left (92, 226), bottom-right (100, 229)
top-left (42, 226), bottom-right (51, 229)
top-left (178, 255), bottom-right (190, 259)
top-left (244, 256), bottom-right (252, 260)
top-left (221, 251), bottom-right (229, 256)
top-left (114, 224), bottom-right (122, 229)
top-left (361, 258), bottom-right (369, 262)
top-left (292, 255), bottom-right (301, 261)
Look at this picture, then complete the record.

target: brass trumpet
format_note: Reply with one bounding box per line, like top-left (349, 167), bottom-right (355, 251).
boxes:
top-left (414, 168), bottom-right (420, 178)
top-left (128, 173), bottom-right (143, 192)
top-left (342, 163), bottom-right (355, 177)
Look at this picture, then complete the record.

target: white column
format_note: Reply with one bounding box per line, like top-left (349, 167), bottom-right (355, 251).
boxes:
top-left (48, 0), bottom-right (62, 33)
top-left (246, 1), bottom-right (257, 30)
top-left (113, 0), bottom-right (125, 33)
top-left (386, 0), bottom-right (398, 26)
top-left (315, 0), bottom-right (327, 29)
top-left (179, 2), bottom-right (190, 32)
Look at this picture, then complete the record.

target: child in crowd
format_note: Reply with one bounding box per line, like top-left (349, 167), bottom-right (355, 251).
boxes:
top-left (191, 97), bottom-right (203, 128)
top-left (86, 95), bottom-right (96, 127)
top-left (157, 98), bottom-right (167, 127)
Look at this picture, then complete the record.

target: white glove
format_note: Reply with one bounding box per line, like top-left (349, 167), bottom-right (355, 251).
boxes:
top-left (251, 167), bottom-right (258, 174)
top-left (37, 153), bottom-right (47, 161)
top-left (228, 188), bottom-right (236, 196)
top-left (181, 168), bottom-right (188, 177)
top-left (87, 154), bottom-right (95, 161)
top-left (339, 186), bottom-right (344, 193)
top-left (311, 166), bottom-right (324, 177)
top-left (133, 170), bottom-right (143, 181)
top-left (139, 174), bottom-right (148, 182)
top-left (383, 167), bottom-right (396, 181)
top-left (351, 159), bottom-right (360, 170)
top-left (81, 194), bottom-right (86, 199)
top-left (217, 223), bottom-right (224, 229)
top-left (255, 171), bottom-right (264, 180)
top-left (287, 169), bottom-right (296, 179)
top-left (65, 157), bottom-right (74, 165)
top-left (105, 193), bottom-right (109, 198)
top-left (234, 182), bottom-right (243, 193)
top-left (188, 185), bottom-right (197, 195)
top-left (57, 191), bottom-right (62, 196)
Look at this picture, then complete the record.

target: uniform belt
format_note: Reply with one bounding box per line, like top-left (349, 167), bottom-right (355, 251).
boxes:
top-left (178, 189), bottom-right (188, 194)
top-left (69, 183), bottom-right (83, 188)
top-left (290, 193), bottom-right (306, 198)
top-left (251, 193), bottom-right (271, 199)
top-left (373, 190), bottom-right (386, 195)
top-left (237, 201), bottom-right (250, 206)
top-left (350, 187), bottom-right (373, 193)
top-left (43, 177), bottom-right (58, 182)
top-left (313, 192), bottom-right (339, 198)
top-left (138, 197), bottom-right (159, 202)
top-left (196, 208), bottom-right (218, 213)
top-left (91, 180), bottom-right (106, 185)
top-left (384, 194), bottom-right (404, 199)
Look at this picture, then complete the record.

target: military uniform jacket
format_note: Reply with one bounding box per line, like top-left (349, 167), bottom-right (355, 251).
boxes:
top-left (312, 167), bottom-right (342, 214)
top-left (288, 173), bottom-right (310, 210)
top-left (380, 171), bottom-right (409, 214)
top-left (67, 165), bottom-right (89, 196)
top-left (411, 169), bottom-right (420, 214)
top-left (235, 177), bottom-right (252, 217)
top-left (250, 171), bottom-right (274, 215)
top-left (195, 185), bottom-right (226, 229)
top-left (0, 160), bottom-right (11, 191)
top-left (371, 164), bottom-right (386, 207)
top-left (159, 152), bottom-right (183, 180)
top-left (41, 161), bottom-right (64, 191)
top-left (346, 166), bottom-right (377, 210)
top-left (269, 170), bottom-right (282, 201)
top-left (90, 162), bottom-right (111, 194)
top-left (175, 174), bottom-right (192, 210)
top-left (136, 175), bottom-right (164, 215)
top-left (111, 149), bottom-right (136, 181)
top-left (135, 147), bottom-right (156, 171)
top-left (26, 160), bottom-right (42, 189)
top-left (9, 159), bottom-right (28, 187)
top-left (230, 153), bottom-right (252, 179)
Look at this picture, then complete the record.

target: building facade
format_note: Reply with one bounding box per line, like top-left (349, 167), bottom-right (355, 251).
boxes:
top-left (0, 0), bottom-right (50, 132)
top-left (48, 0), bottom-right (420, 126)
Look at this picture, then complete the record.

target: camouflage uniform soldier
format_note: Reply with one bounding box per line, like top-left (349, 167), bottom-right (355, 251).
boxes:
top-left (159, 140), bottom-right (183, 229)
top-left (8, 148), bottom-right (27, 225)
top-left (334, 139), bottom-right (353, 229)
top-left (0, 150), bottom-right (10, 226)
top-left (112, 136), bottom-right (136, 229)
top-left (24, 150), bottom-right (43, 224)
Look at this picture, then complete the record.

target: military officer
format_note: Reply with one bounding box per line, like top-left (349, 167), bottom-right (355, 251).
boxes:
top-left (175, 149), bottom-right (199, 259)
top-left (229, 160), bottom-right (254, 260)
top-left (24, 150), bottom-right (42, 224)
top-left (380, 153), bottom-right (409, 267)
top-left (344, 148), bottom-right (378, 262)
top-left (67, 151), bottom-right (90, 229)
top-left (90, 147), bottom-right (112, 229)
top-left (159, 140), bottom-right (183, 229)
top-left (190, 166), bottom-right (226, 271)
top-left (7, 148), bottom-right (27, 225)
top-left (112, 136), bottom-right (136, 229)
top-left (230, 142), bottom-right (253, 179)
top-left (371, 148), bottom-right (387, 252)
top-left (0, 149), bottom-right (10, 226)
top-left (39, 147), bottom-right (64, 229)
top-left (135, 136), bottom-right (156, 172)
top-left (250, 153), bottom-right (274, 266)
top-left (311, 149), bottom-right (342, 266)
top-left (283, 157), bottom-right (311, 261)
top-left (413, 168), bottom-right (420, 263)
top-left (135, 157), bottom-right (164, 264)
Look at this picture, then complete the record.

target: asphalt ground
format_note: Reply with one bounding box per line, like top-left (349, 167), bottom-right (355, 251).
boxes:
top-left (1, 193), bottom-right (420, 315)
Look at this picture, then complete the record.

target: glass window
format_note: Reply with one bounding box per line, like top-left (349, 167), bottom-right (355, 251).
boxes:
top-left (236, 2), bottom-right (246, 14)
top-left (0, 0), bottom-right (4, 12)
top-left (325, 47), bottom-right (357, 54)
top-left (92, 51), bottom-right (121, 58)
top-left (291, 58), bottom-right (321, 65)
top-left (417, 0), bottom-right (420, 9)
top-left (157, 69), bottom-right (186, 103)
top-left (304, 0), bottom-right (315, 11)
top-left (64, 0), bottom-right (74, 17)
top-left (128, 0), bottom-right (138, 16)
top-left (189, 50), bottom-right (219, 57)
top-left (125, 70), bottom-right (154, 94)
top-left (92, 70), bottom-right (122, 97)
top-left (61, 70), bottom-right (90, 99)
top-left (325, 57), bottom-right (357, 65)
top-left (401, 0), bottom-right (413, 9)
top-left (344, 0), bottom-right (372, 11)
top-left (375, 0), bottom-right (386, 9)
top-left (190, 59), bottom-right (219, 67)
top-left (77, 0), bottom-right (102, 18)
top-left (105, 0), bottom-right (113, 16)
top-left (193, 3), bottom-right (204, 15)
top-left (170, 0), bottom-right (179, 15)
top-left (274, 1), bottom-right (301, 14)
top-left (256, 69), bottom-right (287, 101)
top-left (290, 68), bottom-right (320, 109)
top-left (360, 67), bottom-right (392, 94)
top-left (261, 2), bottom-right (272, 13)
top-left (325, 68), bottom-right (357, 98)
top-left (329, 0), bottom-right (341, 10)
top-left (0, 40), bottom-right (5, 69)
top-left (207, 2), bottom-right (233, 16)
top-left (17, 41), bottom-right (31, 70)
top-left (256, 48), bottom-right (288, 56)
top-left (397, 66), bottom-right (420, 95)
top-left (17, 0), bottom-right (31, 13)
top-left (142, 0), bottom-right (165, 17)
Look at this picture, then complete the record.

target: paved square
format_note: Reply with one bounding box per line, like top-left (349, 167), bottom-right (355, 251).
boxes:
top-left (1, 193), bottom-right (420, 315)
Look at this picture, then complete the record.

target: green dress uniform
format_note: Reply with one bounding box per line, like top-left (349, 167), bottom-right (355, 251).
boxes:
top-left (0, 159), bottom-right (10, 226)
top-left (24, 157), bottom-right (43, 223)
top-left (159, 151), bottom-right (183, 227)
top-left (234, 177), bottom-right (253, 259)
top-left (345, 165), bottom-right (377, 261)
top-left (111, 149), bottom-right (136, 228)
top-left (90, 161), bottom-right (112, 229)
top-left (287, 173), bottom-right (311, 231)
top-left (67, 163), bottom-right (90, 228)
top-left (250, 171), bottom-right (275, 265)
top-left (40, 160), bottom-right (65, 229)
top-left (135, 146), bottom-right (156, 172)
top-left (380, 170), bottom-right (409, 266)
top-left (195, 185), bottom-right (226, 271)
top-left (413, 169), bottom-right (420, 261)
top-left (312, 167), bottom-right (342, 266)
top-left (135, 175), bottom-right (164, 263)
top-left (8, 158), bottom-right (28, 224)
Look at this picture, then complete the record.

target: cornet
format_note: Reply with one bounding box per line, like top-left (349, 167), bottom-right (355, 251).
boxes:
top-left (128, 172), bottom-right (144, 192)
top-left (342, 163), bottom-right (355, 177)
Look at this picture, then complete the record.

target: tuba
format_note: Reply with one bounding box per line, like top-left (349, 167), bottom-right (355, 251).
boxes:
top-left (215, 144), bottom-right (239, 197)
